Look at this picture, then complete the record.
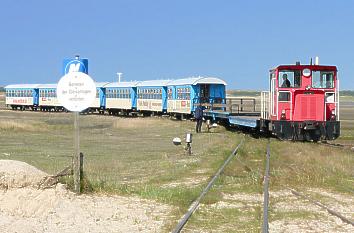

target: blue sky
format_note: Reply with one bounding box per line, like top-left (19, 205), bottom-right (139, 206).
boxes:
top-left (0, 0), bottom-right (353, 90)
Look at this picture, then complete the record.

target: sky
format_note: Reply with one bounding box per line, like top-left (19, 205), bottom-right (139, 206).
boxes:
top-left (0, 0), bottom-right (353, 90)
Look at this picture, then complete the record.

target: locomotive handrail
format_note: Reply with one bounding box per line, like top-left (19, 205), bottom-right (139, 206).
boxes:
top-left (290, 92), bottom-right (293, 121)
top-left (337, 79), bottom-right (340, 121)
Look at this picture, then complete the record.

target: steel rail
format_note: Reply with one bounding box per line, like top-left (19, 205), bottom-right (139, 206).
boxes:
top-left (171, 138), bottom-right (245, 233)
top-left (288, 188), bottom-right (354, 226)
top-left (319, 141), bottom-right (353, 150)
top-left (262, 141), bottom-right (271, 233)
top-left (229, 141), bottom-right (354, 229)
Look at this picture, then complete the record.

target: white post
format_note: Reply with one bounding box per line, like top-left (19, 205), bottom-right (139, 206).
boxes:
top-left (261, 92), bottom-right (263, 119)
top-left (117, 72), bottom-right (123, 83)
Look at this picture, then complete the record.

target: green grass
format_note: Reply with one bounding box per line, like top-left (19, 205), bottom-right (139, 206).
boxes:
top-left (180, 135), bottom-right (353, 232)
top-left (0, 110), bottom-right (241, 200)
top-left (0, 94), bottom-right (353, 232)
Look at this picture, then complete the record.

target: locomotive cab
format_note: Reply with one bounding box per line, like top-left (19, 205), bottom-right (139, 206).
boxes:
top-left (268, 64), bottom-right (340, 141)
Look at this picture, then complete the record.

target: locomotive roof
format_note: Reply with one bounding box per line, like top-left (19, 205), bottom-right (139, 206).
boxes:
top-left (274, 64), bottom-right (337, 71)
top-left (5, 84), bottom-right (41, 89)
top-left (167, 76), bottom-right (227, 86)
top-left (104, 81), bottom-right (140, 88)
top-left (136, 80), bottom-right (172, 87)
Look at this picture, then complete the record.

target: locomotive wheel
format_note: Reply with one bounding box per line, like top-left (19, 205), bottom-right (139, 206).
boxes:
top-left (304, 131), bottom-right (320, 142)
top-left (304, 132), bottom-right (311, 142)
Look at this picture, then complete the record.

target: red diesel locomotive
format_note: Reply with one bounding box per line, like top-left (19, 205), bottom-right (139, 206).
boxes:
top-left (260, 62), bottom-right (340, 141)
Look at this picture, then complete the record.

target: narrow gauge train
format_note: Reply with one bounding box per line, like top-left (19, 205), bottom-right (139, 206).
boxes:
top-left (4, 63), bottom-right (340, 141)
top-left (4, 76), bottom-right (226, 116)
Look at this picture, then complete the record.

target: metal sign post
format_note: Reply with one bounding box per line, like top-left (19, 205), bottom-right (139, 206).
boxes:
top-left (73, 111), bottom-right (80, 193)
top-left (57, 69), bottom-right (96, 194)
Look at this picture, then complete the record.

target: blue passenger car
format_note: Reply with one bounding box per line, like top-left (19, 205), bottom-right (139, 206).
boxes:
top-left (136, 80), bottom-right (171, 113)
top-left (104, 81), bottom-right (139, 114)
top-left (89, 82), bottom-right (109, 113)
top-left (166, 77), bottom-right (227, 115)
top-left (38, 84), bottom-right (63, 111)
top-left (5, 84), bottom-right (40, 110)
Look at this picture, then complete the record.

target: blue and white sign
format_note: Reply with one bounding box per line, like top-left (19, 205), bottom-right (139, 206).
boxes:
top-left (58, 56), bottom-right (94, 112)
top-left (57, 72), bottom-right (96, 112)
top-left (63, 58), bottom-right (89, 75)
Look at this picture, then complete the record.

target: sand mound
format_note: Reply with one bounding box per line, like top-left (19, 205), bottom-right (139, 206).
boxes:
top-left (0, 160), bottom-right (172, 232)
top-left (0, 160), bottom-right (48, 189)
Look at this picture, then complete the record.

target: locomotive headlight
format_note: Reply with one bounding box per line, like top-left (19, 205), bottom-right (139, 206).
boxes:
top-left (303, 68), bottom-right (311, 77)
top-left (281, 110), bottom-right (286, 120)
top-left (330, 109), bottom-right (336, 120)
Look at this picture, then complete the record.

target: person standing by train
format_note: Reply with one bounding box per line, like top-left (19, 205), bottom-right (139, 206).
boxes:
top-left (194, 104), bottom-right (204, 133)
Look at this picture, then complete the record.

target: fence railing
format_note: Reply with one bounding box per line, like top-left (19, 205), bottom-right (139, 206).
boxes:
top-left (226, 97), bottom-right (258, 114)
top-left (192, 97), bottom-right (227, 112)
top-left (192, 96), bottom-right (260, 114)
top-left (261, 92), bottom-right (269, 119)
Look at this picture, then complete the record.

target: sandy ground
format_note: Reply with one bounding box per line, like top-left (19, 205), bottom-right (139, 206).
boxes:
top-left (1, 160), bottom-right (353, 233)
top-left (222, 190), bottom-right (354, 233)
top-left (0, 160), bottom-right (172, 233)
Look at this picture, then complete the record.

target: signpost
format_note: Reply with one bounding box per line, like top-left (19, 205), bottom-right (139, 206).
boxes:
top-left (57, 58), bottom-right (95, 194)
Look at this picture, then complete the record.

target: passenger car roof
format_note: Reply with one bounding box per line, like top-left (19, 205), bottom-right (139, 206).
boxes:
top-left (104, 81), bottom-right (140, 88)
top-left (136, 80), bottom-right (171, 87)
top-left (5, 84), bottom-right (41, 89)
top-left (167, 76), bottom-right (227, 86)
top-left (37, 84), bottom-right (57, 88)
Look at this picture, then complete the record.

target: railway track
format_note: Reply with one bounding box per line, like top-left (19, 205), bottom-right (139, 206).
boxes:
top-left (261, 140), bottom-right (354, 232)
top-left (172, 138), bottom-right (353, 232)
top-left (319, 141), bottom-right (354, 150)
top-left (2, 106), bottom-right (353, 153)
top-left (1, 106), bottom-right (353, 150)
top-left (172, 139), bottom-right (245, 233)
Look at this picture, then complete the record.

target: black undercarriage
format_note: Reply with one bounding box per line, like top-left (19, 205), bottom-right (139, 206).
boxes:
top-left (270, 120), bottom-right (340, 141)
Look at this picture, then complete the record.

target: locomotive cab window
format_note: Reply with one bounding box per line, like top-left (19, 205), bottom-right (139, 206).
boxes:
top-left (278, 70), bottom-right (301, 88)
top-left (325, 92), bottom-right (335, 103)
top-left (312, 71), bottom-right (334, 88)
